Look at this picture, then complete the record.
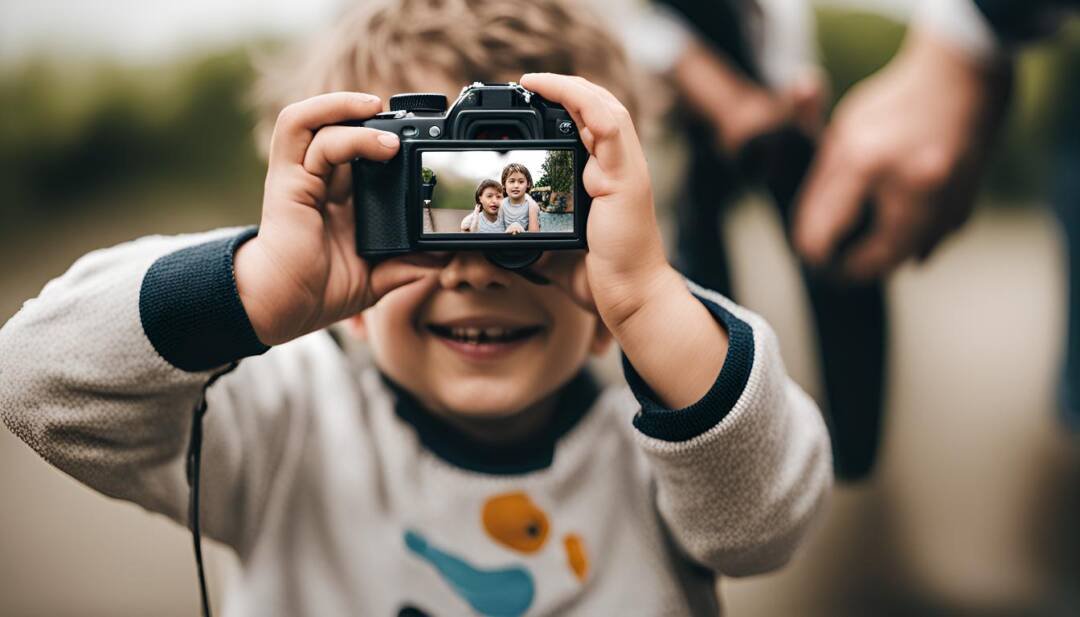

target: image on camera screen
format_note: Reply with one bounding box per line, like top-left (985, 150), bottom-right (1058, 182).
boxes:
top-left (420, 149), bottom-right (575, 236)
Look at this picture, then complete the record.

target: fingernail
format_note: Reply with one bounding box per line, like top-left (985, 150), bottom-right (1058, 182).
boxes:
top-left (377, 132), bottom-right (399, 148)
top-left (356, 93), bottom-right (379, 103)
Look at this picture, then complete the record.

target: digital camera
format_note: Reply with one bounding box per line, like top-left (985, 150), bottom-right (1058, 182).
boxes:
top-left (351, 82), bottom-right (590, 269)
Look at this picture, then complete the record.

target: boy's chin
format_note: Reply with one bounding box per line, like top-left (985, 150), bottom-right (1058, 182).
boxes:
top-left (438, 391), bottom-right (538, 419)
top-left (433, 376), bottom-right (552, 419)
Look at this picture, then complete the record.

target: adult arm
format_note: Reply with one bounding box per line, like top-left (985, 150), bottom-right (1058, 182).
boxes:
top-left (793, 4), bottom-right (1014, 278)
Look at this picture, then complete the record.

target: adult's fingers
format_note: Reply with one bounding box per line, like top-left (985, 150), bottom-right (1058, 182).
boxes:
top-left (303, 125), bottom-right (400, 178)
top-left (269, 92), bottom-right (384, 168)
top-left (841, 191), bottom-right (926, 279)
top-left (793, 135), bottom-right (879, 266)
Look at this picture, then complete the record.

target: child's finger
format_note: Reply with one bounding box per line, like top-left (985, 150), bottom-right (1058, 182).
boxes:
top-left (529, 252), bottom-right (594, 313)
top-left (303, 125), bottom-right (400, 179)
top-left (325, 162), bottom-right (354, 204)
top-left (520, 73), bottom-right (625, 168)
top-left (269, 92), bottom-right (384, 168)
top-left (367, 258), bottom-right (441, 307)
top-left (521, 74), bottom-right (617, 139)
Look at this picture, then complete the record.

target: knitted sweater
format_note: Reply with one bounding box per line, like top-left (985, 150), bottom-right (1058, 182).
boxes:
top-left (0, 228), bottom-right (831, 617)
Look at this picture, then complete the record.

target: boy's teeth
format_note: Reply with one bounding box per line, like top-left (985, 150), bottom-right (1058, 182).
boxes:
top-left (441, 325), bottom-right (526, 343)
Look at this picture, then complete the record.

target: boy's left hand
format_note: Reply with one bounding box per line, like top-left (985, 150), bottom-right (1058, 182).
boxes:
top-left (519, 73), bottom-right (678, 327)
top-left (520, 73), bottom-right (729, 408)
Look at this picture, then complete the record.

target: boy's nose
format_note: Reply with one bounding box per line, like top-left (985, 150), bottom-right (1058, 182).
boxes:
top-left (438, 252), bottom-right (514, 291)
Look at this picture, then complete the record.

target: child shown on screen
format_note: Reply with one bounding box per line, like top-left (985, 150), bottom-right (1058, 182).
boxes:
top-left (500, 163), bottom-right (540, 234)
top-left (460, 179), bottom-right (505, 232)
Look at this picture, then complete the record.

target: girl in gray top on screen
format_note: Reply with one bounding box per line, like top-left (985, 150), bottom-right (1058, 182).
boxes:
top-left (500, 162), bottom-right (541, 234)
top-left (460, 179), bottom-right (506, 233)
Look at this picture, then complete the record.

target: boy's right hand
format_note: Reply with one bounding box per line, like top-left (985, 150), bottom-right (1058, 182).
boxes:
top-left (234, 93), bottom-right (438, 346)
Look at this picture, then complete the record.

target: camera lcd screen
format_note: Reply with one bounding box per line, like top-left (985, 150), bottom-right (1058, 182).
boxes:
top-left (419, 149), bottom-right (576, 236)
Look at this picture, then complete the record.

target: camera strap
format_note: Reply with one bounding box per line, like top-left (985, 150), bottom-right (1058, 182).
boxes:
top-left (185, 363), bottom-right (238, 617)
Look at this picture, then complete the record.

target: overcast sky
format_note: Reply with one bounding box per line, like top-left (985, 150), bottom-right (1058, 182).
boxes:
top-left (423, 150), bottom-right (556, 186)
top-left (0, 1), bottom-right (913, 63)
top-left (0, 0), bottom-right (342, 62)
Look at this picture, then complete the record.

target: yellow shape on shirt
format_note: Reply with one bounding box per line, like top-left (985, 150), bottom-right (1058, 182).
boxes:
top-left (482, 492), bottom-right (549, 554)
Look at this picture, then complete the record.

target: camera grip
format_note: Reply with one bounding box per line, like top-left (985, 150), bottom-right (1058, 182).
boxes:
top-left (352, 154), bottom-right (412, 256)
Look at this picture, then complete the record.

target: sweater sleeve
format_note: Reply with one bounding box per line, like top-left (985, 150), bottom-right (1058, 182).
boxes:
top-left (0, 228), bottom-right (305, 555)
top-left (622, 283), bottom-right (832, 576)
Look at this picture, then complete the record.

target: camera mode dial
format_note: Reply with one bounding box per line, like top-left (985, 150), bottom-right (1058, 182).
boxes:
top-left (389, 93), bottom-right (448, 114)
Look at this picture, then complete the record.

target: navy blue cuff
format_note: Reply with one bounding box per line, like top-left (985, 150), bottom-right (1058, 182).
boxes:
top-left (139, 227), bottom-right (269, 372)
top-left (623, 293), bottom-right (755, 442)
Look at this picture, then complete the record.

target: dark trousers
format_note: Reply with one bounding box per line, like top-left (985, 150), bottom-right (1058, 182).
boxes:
top-left (674, 121), bottom-right (888, 481)
top-left (1054, 146), bottom-right (1080, 431)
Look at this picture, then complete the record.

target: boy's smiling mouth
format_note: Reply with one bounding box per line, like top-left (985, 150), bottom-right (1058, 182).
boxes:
top-left (425, 319), bottom-right (544, 360)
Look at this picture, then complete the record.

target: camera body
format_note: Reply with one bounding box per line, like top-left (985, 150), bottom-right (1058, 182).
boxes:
top-left (351, 83), bottom-right (590, 264)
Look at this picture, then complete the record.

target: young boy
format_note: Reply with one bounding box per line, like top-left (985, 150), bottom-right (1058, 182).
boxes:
top-left (500, 162), bottom-right (541, 234)
top-left (461, 178), bottom-right (505, 233)
top-left (0, 1), bottom-right (830, 615)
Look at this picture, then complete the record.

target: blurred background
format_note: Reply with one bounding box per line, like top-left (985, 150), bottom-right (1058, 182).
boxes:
top-left (1, 0), bottom-right (1078, 615)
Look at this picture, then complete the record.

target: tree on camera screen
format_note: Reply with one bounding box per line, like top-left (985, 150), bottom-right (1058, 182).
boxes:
top-left (420, 149), bottom-right (575, 235)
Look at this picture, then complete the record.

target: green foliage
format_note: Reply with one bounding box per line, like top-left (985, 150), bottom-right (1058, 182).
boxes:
top-left (815, 9), bottom-right (905, 102)
top-left (421, 166), bottom-right (435, 183)
top-left (537, 149), bottom-right (573, 194)
top-left (429, 169), bottom-right (481, 210)
top-left (0, 49), bottom-right (263, 230)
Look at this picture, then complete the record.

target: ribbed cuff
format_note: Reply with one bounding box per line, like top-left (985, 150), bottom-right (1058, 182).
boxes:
top-left (139, 227), bottom-right (269, 372)
top-left (623, 293), bottom-right (755, 442)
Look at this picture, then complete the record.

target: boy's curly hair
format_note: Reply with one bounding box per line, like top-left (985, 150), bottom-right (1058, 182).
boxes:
top-left (253, 0), bottom-right (639, 155)
top-left (500, 163), bottom-right (533, 192)
top-left (474, 178), bottom-right (504, 203)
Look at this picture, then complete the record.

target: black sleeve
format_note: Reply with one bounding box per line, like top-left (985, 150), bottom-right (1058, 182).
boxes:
top-left (975, 0), bottom-right (1078, 43)
top-left (139, 227), bottom-right (269, 372)
top-left (652, 0), bottom-right (760, 79)
top-left (622, 292), bottom-right (755, 442)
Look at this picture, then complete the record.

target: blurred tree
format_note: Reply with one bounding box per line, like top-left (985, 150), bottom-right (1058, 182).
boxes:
top-left (537, 149), bottom-right (572, 194)
top-left (0, 48), bottom-right (262, 233)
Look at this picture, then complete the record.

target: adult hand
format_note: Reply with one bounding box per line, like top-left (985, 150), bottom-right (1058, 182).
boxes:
top-left (793, 28), bottom-right (1012, 279)
top-left (673, 38), bottom-right (826, 156)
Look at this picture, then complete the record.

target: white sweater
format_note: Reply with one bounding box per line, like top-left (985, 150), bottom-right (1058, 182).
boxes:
top-left (0, 229), bottom-right (831, 617)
